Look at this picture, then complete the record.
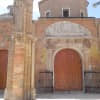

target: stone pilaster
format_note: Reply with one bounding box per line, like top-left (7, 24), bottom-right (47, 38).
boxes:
top-left (5, 0), bottom-right (35, 99)
top-left (5, 33), bottom-right (36, 100)
top-left (5, 33), bottom-right (25, 100)
top-left (4, 34), bottom-right (15, 100)
top-left (23, 35), bottom-right (36, 100)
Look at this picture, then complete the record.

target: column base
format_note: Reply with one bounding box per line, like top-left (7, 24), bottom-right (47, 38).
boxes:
top-left (31, 89), bottom-right (36, 100)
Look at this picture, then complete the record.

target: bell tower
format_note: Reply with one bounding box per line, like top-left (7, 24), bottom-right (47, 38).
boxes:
top-left (39, 0), bottom-right (89, 17)
top-left (5, 0), bottom-right (36, 100)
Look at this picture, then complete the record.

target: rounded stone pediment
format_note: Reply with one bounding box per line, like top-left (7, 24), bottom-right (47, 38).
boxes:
top-left (45, 21), bottom-right (92, 38)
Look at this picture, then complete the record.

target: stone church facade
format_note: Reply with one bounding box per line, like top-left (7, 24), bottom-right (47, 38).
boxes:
top-left (0, 0), bottom-right (100, 100)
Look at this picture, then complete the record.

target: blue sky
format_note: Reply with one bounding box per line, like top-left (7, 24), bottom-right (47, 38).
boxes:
top-left (0, 0), bottom-right (100, 20)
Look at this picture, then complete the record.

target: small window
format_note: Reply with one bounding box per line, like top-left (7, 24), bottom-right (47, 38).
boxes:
top-left (80, 12), bottom-right (84, 17)
top-left (45, 11), bottom-right (51, 17)
top-left (63, 9), bottom-right (70, 17)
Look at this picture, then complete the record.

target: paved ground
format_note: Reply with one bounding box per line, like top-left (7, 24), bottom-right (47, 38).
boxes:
top-left (0, 91), bottom-right (100, 100)
top-left (37, 93), bottom-right (100, 100)
top-left (0, 90), bottom-right (3, 99)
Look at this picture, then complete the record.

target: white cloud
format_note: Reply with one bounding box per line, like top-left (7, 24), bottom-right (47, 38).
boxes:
top-left (0, 0), bottom-right (13, 7)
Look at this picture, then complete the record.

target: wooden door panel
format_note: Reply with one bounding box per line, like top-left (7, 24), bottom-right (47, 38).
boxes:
top-left (0, 50), bottom-right (8, 89)
top-left (54, 49), bottom-right (82, 91)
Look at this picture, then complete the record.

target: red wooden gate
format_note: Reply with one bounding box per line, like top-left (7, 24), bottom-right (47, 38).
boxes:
top-left (54, 49), bottom-right (83, 91)
top-left (0, 50), bottom-right (8, 89)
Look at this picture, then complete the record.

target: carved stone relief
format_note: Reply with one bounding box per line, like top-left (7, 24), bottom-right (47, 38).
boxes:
top-left (83, 39), bottom-right (91, 48)
top-left (45, 21), bottom-right (92, 38)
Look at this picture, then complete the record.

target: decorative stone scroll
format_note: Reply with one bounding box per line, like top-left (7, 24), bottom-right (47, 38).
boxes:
top-left (45, 21), bottom-right (92, 38)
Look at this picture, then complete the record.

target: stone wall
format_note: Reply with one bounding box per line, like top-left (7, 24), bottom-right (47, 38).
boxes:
top-left (34, 18), bottom-right (100, 93)
top-left (0, 13), bottom-right (100, 97)
top-left (0, 19), bottom-right (13, 49)
top-left (39, 0), bottom-right (88, 17)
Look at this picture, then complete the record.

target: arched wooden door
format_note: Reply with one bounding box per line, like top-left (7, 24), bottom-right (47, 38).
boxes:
top-left (54, 49), bottom-right (83, 91)
top-left (0, 50), bottom-right (8, 89)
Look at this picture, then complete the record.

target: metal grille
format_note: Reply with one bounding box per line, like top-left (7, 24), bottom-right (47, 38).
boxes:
top-left (84, 71), bottom-right (100, 93)
top-left (38, 71), bottom-right (53, 92)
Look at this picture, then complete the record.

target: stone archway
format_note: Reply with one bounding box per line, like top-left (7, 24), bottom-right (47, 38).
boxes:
top-left (54, 49), bottom-right (83, 91)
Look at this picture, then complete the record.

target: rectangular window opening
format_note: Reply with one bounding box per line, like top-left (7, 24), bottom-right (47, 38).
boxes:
top-left (63, 9), bottom-right (70, 17)
top-left (81, 12), bottom-right (84, 17)
top-left (45, 11), bottom-right (51, 17)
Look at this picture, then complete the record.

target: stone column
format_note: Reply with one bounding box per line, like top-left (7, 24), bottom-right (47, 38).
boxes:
top-left (4, 34), bottom-right (15, 100)
top-left (5, 0), bottom-right (35, 99)
top-left (5, 33), bottom-right (26, 100)
top-left (5, 34), bottom-right (36, 100)
top-left (31, 40), bottom-right (36, 100)
top-left (23, 35), bottom-right (36, 100)
top-left (47, 49), bottom-right (53, 71)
